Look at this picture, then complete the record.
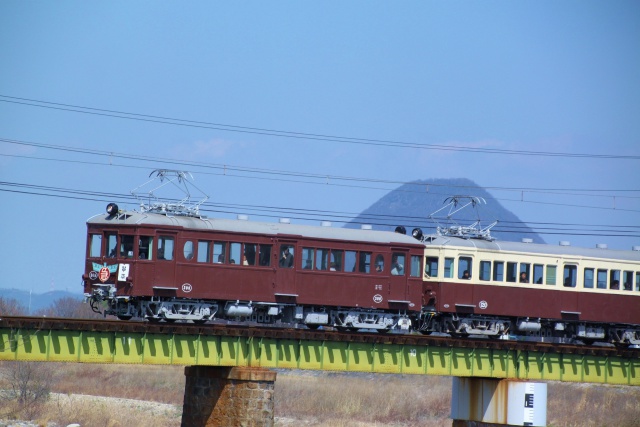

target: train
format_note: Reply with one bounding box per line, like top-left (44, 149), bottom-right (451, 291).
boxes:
top-left (82, 201), bottom-right (640, 346)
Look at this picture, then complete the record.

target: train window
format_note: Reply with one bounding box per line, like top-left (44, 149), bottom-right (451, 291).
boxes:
top-left (610, 270), bottom-right (620, 290)
top-left (374, 254), bottom-right (385, 273)
top-left (139, 236), bottom-right (153, 260)
top-left (244, 243), bottom-right (257, 266)
top-left (563, 265), bottom-right (577, 287)
top-left (230, 242), bottom-right (241, 265)
top-left (506, 262), bottom-right (517, 283)
top-left (359, 252), bottom-right (371, 273)
top-left (331, 250), bottom-right (344, 271)
top-left (158, 236), bottom-right (174, 261)
top-left (107, 233), bottom-right (117, 258)
top-left (583, 268), bottom-right (594, 288)
top-left (597, 269), bottom-right (607, 289)
top-left (183, 241), bottom-right (194, 260)
top-left (493, 261), bottom-right (504, 282)
top-left (533, 264), bottom-right (543, 284)
top-left (545, 265), bottom-right (556, 285)
top-left (316, 249), bottom-right (329, 270)
top-left (458, 257), bottom-right (472, 280)
top-left (410, 255), bottom-right (421, 277)
top-left (636, 273), bottom-right (640, 292)
top-left (259, 245), bottom-right (272, 266)
top-left (213, 242), bottom-right (226, 263)
top-left (444, 258), bottom-right (454, 278)
top-left (623, 271), bottom-right (633, 291)
top-left (121, 235), bottom-right (134, 259)
top-left (345, 251), bottom-right (357, 272)
top-left (302, 248), bottom-right (315, 269)
top-left (519, 263), bottom-right (530, 283)
top-left (479, 261), bottom-right (491, 281)
top-left (391, 253), bottom-right (405, 275)
top-left (279, 245), bottom-right (294, 268)
top-left (197, 241), bottom-right (211, 263)
top-left (89, 234), bottom-right (101, 258)
top-left (425, 257), bottom-right (439, 278)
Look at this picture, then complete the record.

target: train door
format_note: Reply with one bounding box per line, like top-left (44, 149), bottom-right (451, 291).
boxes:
top-left (388, 250), bottom-right (409, 303)
top-left (135, 234), bottom-right (155, 291)
top-left (275, 240), bottom-right (297, 298)
top-left (153, 232), bottom-right (177, 288)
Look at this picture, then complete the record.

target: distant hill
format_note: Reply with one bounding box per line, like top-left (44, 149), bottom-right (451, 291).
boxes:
top-left (347, 178), bottom-right (544, 243)
top-left (0, 288), bottom-right (82, 314)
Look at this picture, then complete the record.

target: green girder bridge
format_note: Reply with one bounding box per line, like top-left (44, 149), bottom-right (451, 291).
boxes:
top-left (0, 316), bottom-right (638, 386)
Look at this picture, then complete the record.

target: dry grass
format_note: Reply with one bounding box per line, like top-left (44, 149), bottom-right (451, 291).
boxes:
top-left (547, 382), bottom-right (640, 427)
top-left (0, 362), bottom-right (638, 426)
top-left (275, 371), bottom-right (451, 426)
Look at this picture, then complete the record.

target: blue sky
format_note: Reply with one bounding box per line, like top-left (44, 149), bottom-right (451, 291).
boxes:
top-left (1, 1), bottom-right (639, 294)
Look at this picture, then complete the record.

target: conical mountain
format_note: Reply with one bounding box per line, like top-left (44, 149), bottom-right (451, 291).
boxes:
top-left (347, 178), bottom-right (544, 244)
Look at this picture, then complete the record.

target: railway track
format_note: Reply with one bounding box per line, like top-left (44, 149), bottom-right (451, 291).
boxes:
top-left (1, 316), bottom-right (638, 359)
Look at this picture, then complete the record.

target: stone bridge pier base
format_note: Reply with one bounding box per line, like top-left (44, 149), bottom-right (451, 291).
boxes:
top-left (181, 366), bottom-right (277, 427)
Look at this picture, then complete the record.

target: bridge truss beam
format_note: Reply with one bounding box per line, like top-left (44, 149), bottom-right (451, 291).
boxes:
top-left (0, 325), bottom-right (637, 386)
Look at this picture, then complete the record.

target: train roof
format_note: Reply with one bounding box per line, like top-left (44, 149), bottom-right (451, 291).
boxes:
top-left (87, 209), bottom-right (424, 247)
top-left (422, 234), bottom-right (640, 263)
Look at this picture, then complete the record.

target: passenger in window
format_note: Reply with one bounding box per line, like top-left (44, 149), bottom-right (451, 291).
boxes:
top-left (391, 256), bottom-right (404, 275)
top-left (462, 270), bottom-right (470, 279)
top-left (217, 254), bottom-right (225, 263)
top-left (303, 260), bottom-right (313, 269)
top-left (330, 263), bottom-right (337, 271)
top-left (519, 272), bottom-right (529, 283)
top-left (280, 247), bottom-right (293, 268)
top-left (375, 255), bottom-right (384, 273)
top-left (611, 280), bottom-right (620, 290)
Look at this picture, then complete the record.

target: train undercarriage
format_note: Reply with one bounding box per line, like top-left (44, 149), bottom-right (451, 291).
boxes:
top-left (417, 311), bottom-right (640, 347)
top-left (86, 290), bottom-right (413, 332)
top-left (86, 289), bottom-right (640, 346)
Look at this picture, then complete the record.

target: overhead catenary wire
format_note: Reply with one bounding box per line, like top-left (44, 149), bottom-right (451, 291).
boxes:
top-left (1, 94), bottom-right (639, 160)
top-left (2, 138), bottom-right (640, 202)
top-left (2, 181), bottom-right (639, 239)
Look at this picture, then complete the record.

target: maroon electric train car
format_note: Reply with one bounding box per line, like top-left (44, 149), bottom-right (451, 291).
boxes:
top-left (83, 203), bottom-right (640, 345)
top-left (83, 203), bottom-right (426, 332)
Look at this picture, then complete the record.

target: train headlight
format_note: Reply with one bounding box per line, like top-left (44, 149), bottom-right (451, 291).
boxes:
top-left (412, 228), bottom-right (423, 241)
top-left (106, 203), bottom-right (119, 216)
top-left (395, 226), bottom-right (406, 235)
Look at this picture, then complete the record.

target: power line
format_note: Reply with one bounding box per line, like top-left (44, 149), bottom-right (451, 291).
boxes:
top-left (2, 94), bottom-right (639, 160)
top-left (2, 181), bottom-right (639, 239)
top-left (2, 141), bottom-right (640, 217)
top-left (3, 138), bottom-right (640, 198)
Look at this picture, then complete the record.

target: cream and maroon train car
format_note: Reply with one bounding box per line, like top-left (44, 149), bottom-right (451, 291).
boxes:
top-left (417, 235), bottom-right (640, 345)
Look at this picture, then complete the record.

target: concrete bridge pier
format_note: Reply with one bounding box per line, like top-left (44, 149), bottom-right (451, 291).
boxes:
top-left (451, 377), bottom-right (547, 427)
top-left (181, 366), bottom-right (277, 427)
